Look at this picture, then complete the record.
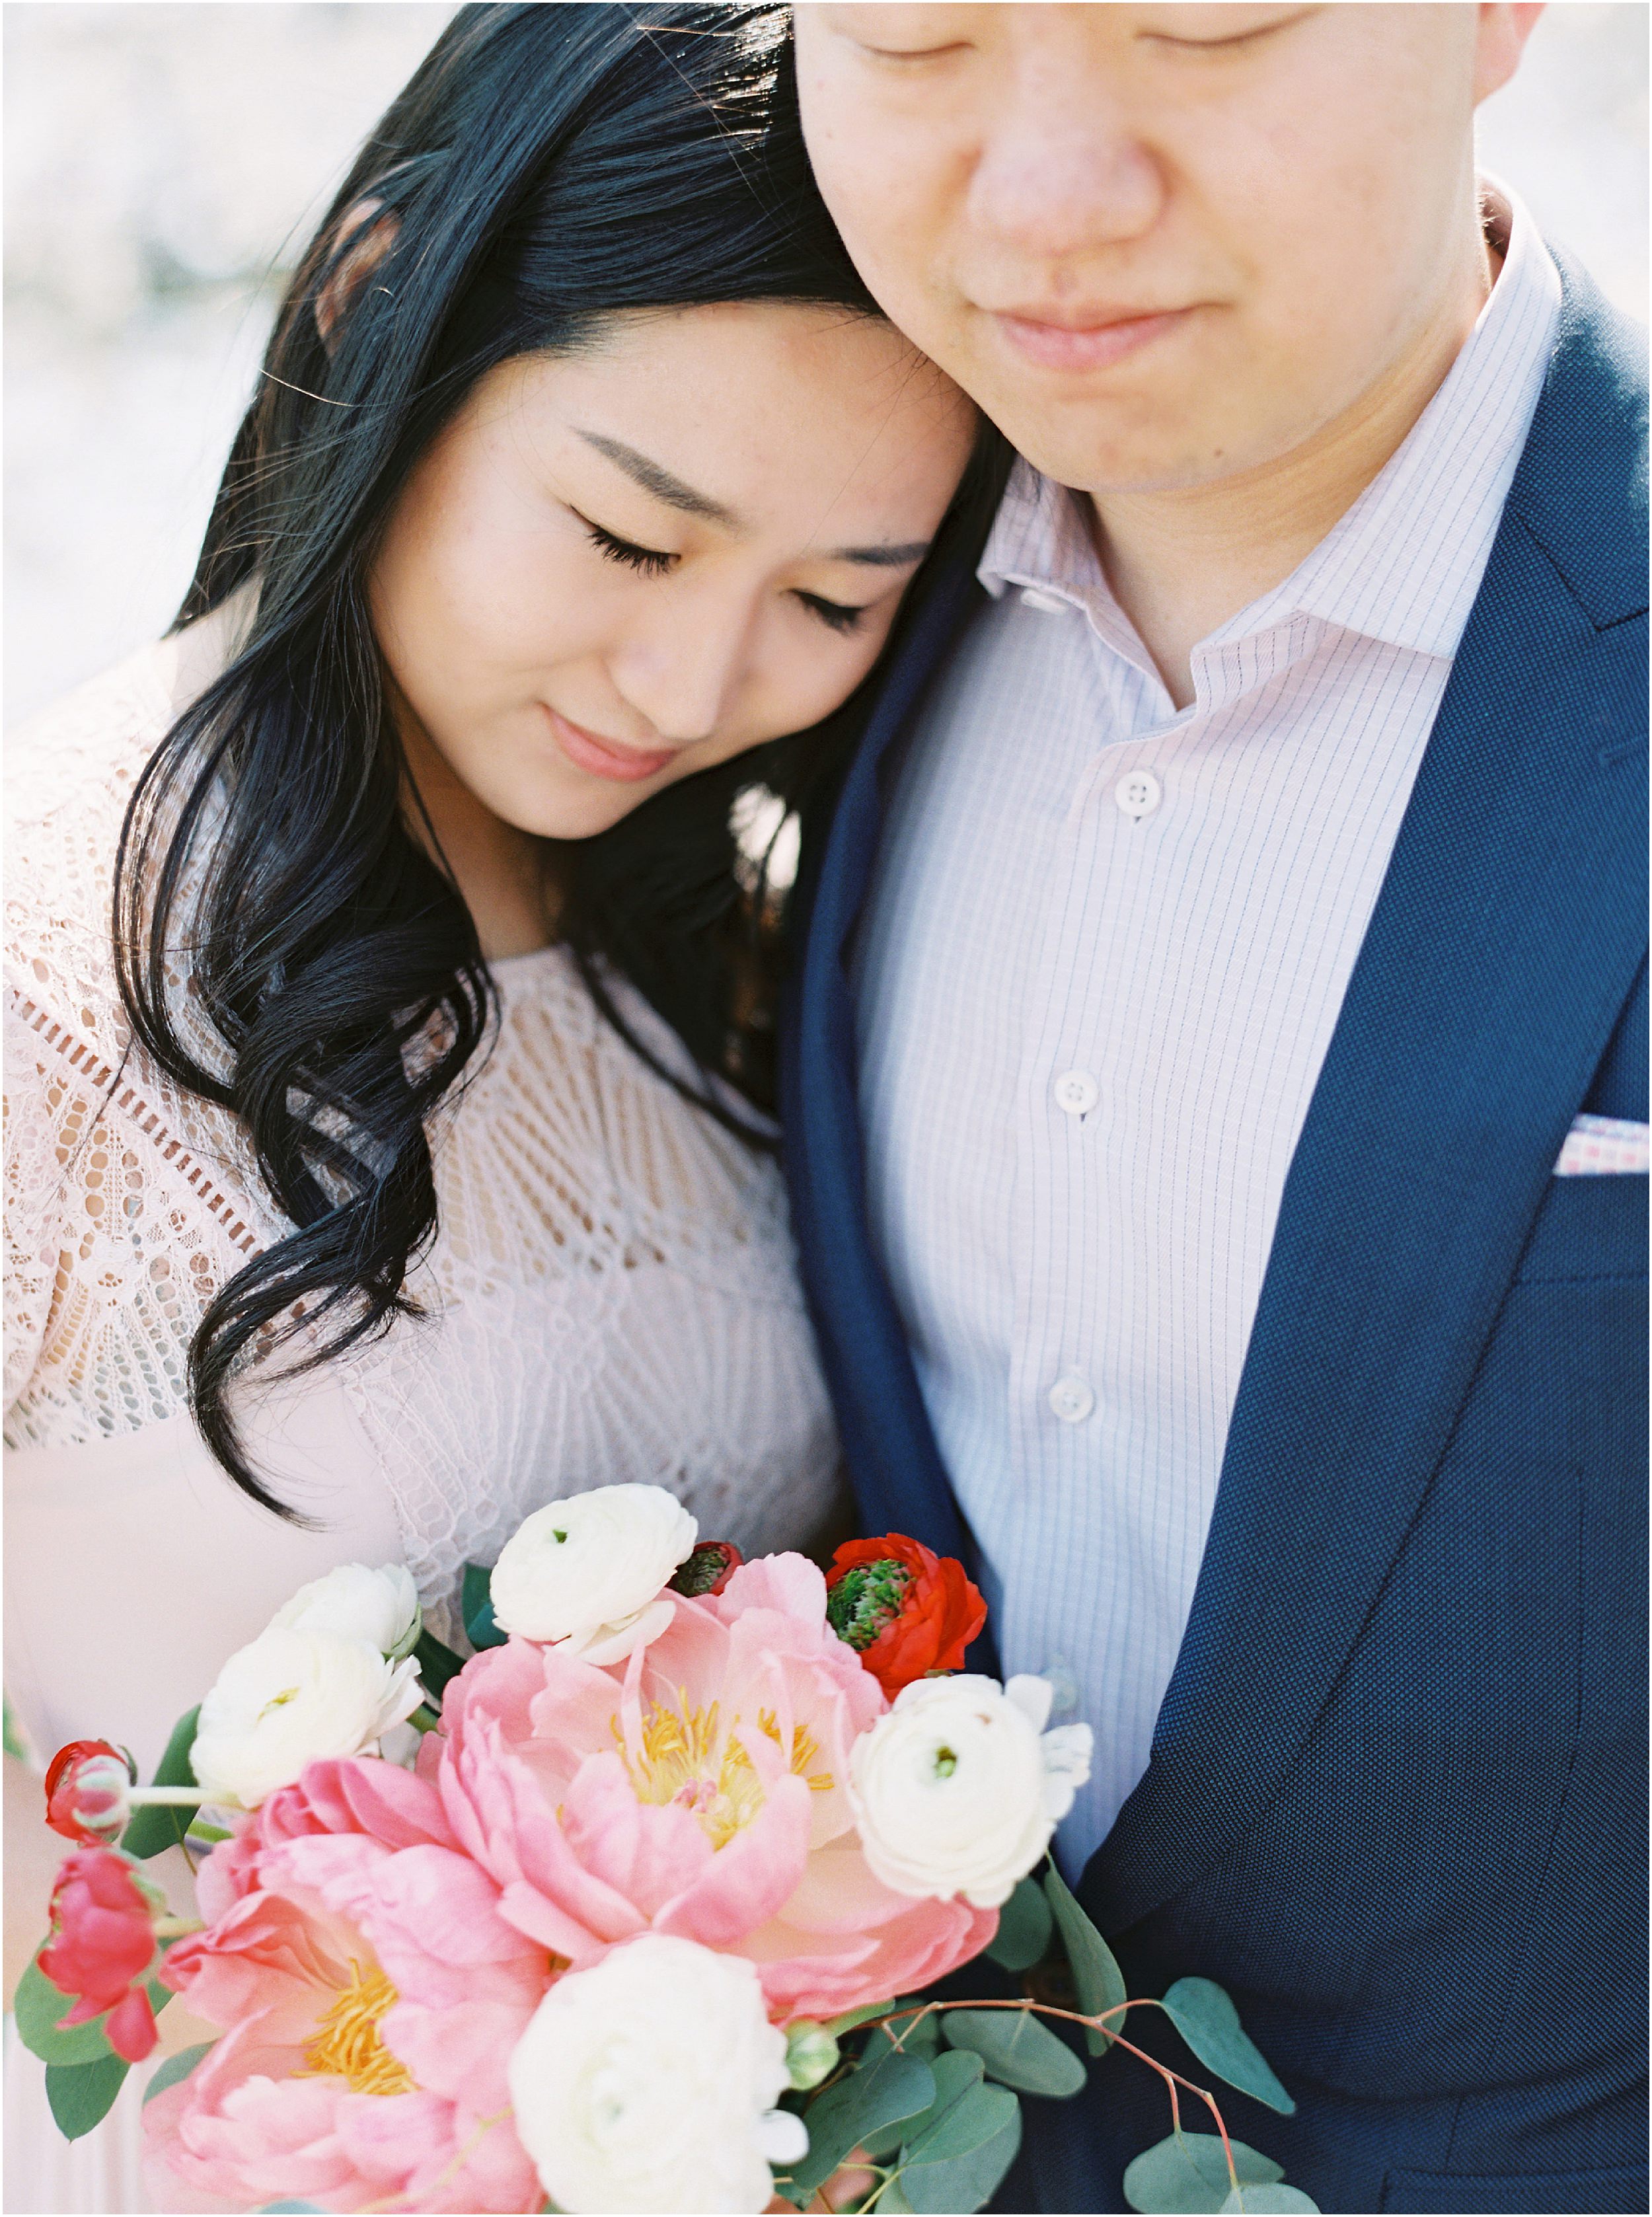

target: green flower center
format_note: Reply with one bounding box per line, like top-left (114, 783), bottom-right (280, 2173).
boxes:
top-left (827, 1559), bottom-right (913, 1651)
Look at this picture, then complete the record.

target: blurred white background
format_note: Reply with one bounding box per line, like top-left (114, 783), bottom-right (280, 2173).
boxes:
top-left (5, 1), bottom-right (1647, 724)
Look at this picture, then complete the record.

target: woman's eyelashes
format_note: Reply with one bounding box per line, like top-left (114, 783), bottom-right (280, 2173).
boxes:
top-left (794, 591), bottom-right (870, 636)
top-left (582, 516), bottom-right (676, 577)
top-left (580, 511), bottom-right (873, 636)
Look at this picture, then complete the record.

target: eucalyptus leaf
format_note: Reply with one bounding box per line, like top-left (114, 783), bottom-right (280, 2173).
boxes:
top-left (122, 1706), bottom-right (200, 1859)
top-left (143, 2040), bottom-right (217, 2105)
top-left (1043, 1863), bottom-right (1127, 2055)
top-left (16, 1963), bottom-right (173, 2069)
top-left (782, 2046), bottom-right (936, 2201)
top-left (1161, 1980), bottom-right (1295, 2117)
top-left (462, 1562), bottom-right (506, 1650)
top-left (876, 2177), bottom-right (916, 2214)
top-left (905, 2074), bottom-right (1014, 2168)
top-left (985, 1876), bottom-right (1055, 1972)
top-left (824, 1996), bottom-right (898, 2039)
top-left (943, 2008), bottom-right (1087, 2097)
top-left (1123, 2132), bottom-right (1285, 2214)
top-left (46, 2055), bottom-right (129, 2140)
top-left (897, 2103), bottom-right (1023, 2214)
top-left (412, 1628), bottom-right (466, 1700)
top-left (1217, 2190), bottom-right (1319, 2213)
top-left (894, 2050), bottom-right (984, 2159)
top-left (856, 2020), bottom-right (949, 2154)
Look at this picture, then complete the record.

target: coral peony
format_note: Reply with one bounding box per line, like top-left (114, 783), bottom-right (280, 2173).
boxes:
top-left (143, 1758), bottom-right (552, 2214)
top-left (826, 1534), bottom-right (987, 1700)
top-left (424, 1552), bottom-right (997, 2025)
top-left (38, 1846), bottom-right (165, 2062)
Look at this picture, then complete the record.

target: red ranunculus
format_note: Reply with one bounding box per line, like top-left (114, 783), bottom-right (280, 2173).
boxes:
top-left (825, 1533), bottom-right (987, 1700)
top-left (38, 1847), bottom-right (162, 2062)
top-left (44, 1739), bottom-right (134, 1846)
top-left (669, 1540), bottom-right (744, 1598)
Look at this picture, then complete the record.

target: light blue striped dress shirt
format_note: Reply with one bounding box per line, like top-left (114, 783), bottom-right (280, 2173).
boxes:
top-left (852, 187), bottom-right (1563, 1870)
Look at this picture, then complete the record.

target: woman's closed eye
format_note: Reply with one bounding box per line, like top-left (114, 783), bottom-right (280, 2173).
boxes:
top-left (581, 515), bottom-right (677, 578)
top-left (794, 590), bottom-right (871, 636)
top-left (582, 510), bottom-right (874, 636)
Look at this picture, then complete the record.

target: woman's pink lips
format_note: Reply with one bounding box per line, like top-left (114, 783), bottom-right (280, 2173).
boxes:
top-left (546, 705), bottom-right (677, 784)
top-left (991, 305), bottom-right (1188, 373)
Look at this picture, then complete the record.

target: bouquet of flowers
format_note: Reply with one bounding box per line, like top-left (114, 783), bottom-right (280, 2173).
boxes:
top-left (23, 1486), bottom-right (1317, 2215)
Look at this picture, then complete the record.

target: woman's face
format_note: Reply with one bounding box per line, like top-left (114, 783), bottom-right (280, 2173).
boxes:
top-left (369, 302), bottom-right (976, 841)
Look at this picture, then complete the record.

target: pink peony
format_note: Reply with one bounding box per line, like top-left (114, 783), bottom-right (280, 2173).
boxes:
top-left (143, 1758), bottom-right (551, 2214)
top-left (423, 1552), bottom-right (998, 2023)
top-left (38, 1847), bottom-right (163, 2062)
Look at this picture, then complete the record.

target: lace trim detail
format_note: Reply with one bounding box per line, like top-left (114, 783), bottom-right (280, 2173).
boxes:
top-left (14, 993), bottom-right (261, 1259)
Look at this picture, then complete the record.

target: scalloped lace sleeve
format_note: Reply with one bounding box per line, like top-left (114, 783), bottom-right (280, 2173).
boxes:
top-left (3, 638), bottom-right (282, 1452)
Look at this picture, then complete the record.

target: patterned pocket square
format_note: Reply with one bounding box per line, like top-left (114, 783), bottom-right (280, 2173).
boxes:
top-left (1554, 1114), bottom-right (1649, 1176)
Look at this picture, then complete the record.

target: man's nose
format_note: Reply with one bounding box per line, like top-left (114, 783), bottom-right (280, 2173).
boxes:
top-left (965, 92), bottom-right (1164, 268)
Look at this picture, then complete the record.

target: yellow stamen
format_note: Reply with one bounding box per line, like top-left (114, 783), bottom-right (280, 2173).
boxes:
top-left (301, 1961), bottom-right (416, 2097)
top-left (613, 1688), bottom-right (835, 1850)
top-left (757, 1708), bottom-right (835, 1794)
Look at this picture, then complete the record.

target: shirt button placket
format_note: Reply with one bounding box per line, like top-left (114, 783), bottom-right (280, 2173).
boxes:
top-left (1053, 1069), bottom-right (1099, 1118)
top-left (1048, 1374), bottom-right (1095, 1425)
top-left (1114, 768), bottom-right (1162, 819)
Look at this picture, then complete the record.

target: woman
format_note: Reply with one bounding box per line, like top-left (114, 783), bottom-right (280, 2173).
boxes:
top-left (3, 6), bottom-right (998, 2205)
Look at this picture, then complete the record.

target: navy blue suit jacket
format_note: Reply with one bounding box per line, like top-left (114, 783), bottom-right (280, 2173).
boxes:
top-left (780, 256), bottom-right (1648, 2214)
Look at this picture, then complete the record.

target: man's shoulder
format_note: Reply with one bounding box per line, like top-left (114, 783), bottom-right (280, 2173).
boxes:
top-left (1507, 249), bottom-right (1647, 631)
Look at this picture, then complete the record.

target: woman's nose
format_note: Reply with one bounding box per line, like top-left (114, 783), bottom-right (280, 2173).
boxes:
top-left (609, 587), bottom-right (756, 748)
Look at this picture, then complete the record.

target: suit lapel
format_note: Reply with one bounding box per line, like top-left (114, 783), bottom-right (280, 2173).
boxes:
top-left (1082, 452), bottom-right (1647, 1932)
top-left (782, 558), bottom-right (988, 1562)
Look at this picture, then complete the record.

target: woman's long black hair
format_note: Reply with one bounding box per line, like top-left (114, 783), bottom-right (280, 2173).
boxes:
top-left (112, 2), bottom-right (1010, 1515)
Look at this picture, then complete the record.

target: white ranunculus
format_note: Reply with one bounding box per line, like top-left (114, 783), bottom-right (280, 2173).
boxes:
top-left (507, 1932), bottom-right (806, 2214)
top-left (848, 1672), bottom-right (1094, 1910)
top-left (488, 1484), bottom-right (697, 1661)
top-left (268, 1562), bottom-right (421, 1659)
top-left (190, 1626), bottom-right (425, 1809)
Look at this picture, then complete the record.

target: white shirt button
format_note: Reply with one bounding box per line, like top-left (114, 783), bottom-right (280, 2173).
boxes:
top-left (1053, 1069), bottom-right (1099, 1117)
top-left (1020, 587), bottom-right (1071, 615)
top-left (1115, 768), bottom-right (1162, 819)
top-left (1048, 1374), bottom-right (1095, 1425)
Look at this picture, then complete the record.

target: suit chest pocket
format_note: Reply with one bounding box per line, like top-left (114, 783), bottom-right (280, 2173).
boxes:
top-left (1513, 1172), bottom-right (1647, 1285)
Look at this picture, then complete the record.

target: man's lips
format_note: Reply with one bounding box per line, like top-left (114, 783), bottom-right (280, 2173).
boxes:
top-left (545, 705), bottom-right (677, 784)
top-left (989, 304), bottom-right (1192, 374)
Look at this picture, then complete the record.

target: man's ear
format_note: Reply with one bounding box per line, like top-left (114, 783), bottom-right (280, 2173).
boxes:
top-left (315, 199), bottom-right (400, 356)
top-left (1472, 3), bottom-right (1545, 105)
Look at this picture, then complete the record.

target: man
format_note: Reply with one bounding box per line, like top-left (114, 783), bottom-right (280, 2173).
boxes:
top-left (782, 7), bottom-right (1647, 2211)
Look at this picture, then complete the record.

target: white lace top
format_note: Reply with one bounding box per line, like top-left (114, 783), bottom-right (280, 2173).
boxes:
top-left (3, 610), bottom-right (841, 1770)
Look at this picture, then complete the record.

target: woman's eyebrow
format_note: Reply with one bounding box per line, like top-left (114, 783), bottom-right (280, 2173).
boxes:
top-left (827, 540), bottom-right (932, 567)
top-left (574, 428), bottom-right (739, 525)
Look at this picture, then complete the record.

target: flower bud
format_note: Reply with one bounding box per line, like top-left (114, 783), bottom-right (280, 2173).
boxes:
top-left (669, 1540), bottom-right (744, 1598)
top-left (784, 2019), bottom-right (841, 2090)
top-left (38, 1847), bottom-right (166, 2062)
top-left (44, 1741), bottom-right (135, 1846)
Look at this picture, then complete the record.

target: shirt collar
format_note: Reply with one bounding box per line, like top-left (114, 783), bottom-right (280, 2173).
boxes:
top-left (979, 181), bottom-right (1563, 668)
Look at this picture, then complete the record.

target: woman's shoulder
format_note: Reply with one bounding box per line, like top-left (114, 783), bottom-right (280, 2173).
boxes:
top-left (5, 601), bottom-right (248, 1032)
top-left (5, 641), bottom-right (179, 1047)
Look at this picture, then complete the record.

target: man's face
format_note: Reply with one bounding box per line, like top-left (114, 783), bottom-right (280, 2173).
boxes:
top-left (795, 5), bottom-right (1536, 496)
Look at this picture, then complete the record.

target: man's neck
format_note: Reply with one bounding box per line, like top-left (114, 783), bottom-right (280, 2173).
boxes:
top-left (1089, 241), bottom-right (1497, 710)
